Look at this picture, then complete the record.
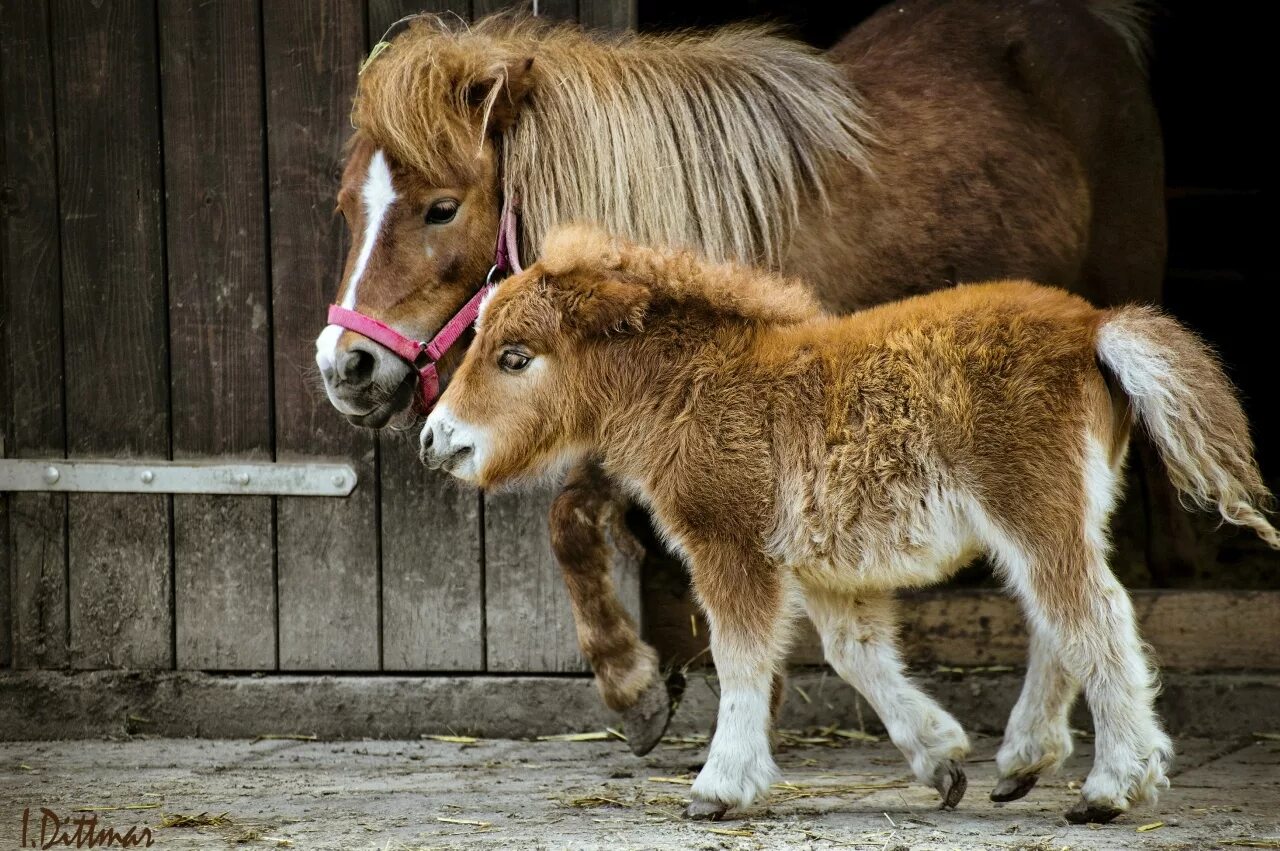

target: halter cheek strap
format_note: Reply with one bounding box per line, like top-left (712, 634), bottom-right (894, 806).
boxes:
top-left (326, 196), bottom-right (522, 413)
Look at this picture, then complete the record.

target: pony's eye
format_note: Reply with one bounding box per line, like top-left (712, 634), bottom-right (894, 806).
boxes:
top-left (425, 199), bottom-right (459, 224)
top-left (499, 350), bottom-right (531, 372)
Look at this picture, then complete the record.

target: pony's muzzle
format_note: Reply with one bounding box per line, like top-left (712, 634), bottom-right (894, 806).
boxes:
top-left (316, 329), bottom-right (414, 427)
top-left (420, 406), bottom-right (478, 478)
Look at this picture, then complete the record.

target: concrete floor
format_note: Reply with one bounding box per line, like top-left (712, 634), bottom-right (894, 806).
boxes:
top-left (2, 732), bottom-right (1277, 850)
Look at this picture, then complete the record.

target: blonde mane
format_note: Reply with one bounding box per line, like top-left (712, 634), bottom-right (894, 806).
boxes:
top-left (352, 13), bottom-right (874, 268)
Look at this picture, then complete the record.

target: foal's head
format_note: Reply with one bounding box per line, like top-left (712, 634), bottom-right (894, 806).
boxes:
top-left (420, 225), bottom-right (820, 487)
top-left (314, 19), bottom-right (535, 427)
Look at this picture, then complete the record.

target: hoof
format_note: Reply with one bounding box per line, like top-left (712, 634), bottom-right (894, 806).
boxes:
top-left (990, 774), bottom-right (1039, 803)
top-left (620, 671), bottom-right (684, 757)
top-left (1064, 798), bottom-right (1124, 825)
top-left (933, 760), bottom-right (968, 810)
top-left (684, 799), bottom-right (729, 821)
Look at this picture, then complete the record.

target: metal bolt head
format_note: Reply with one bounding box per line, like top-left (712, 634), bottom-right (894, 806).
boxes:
top-left (332, 474), bottom-right (345, 488)
top-left (237, 472), bottom-right (251, 486)
top-left (140, 470), bottom-right (155, 484)
top-left (43, 466), bottom-right (61, 485)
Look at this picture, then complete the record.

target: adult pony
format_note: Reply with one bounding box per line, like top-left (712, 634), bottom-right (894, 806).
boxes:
top-left (313, 0), bottom-right (1164, 782)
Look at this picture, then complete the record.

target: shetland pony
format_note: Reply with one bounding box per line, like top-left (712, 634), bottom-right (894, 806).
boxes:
top-left (315, 1), bottom-right (1165, 755)
top-left (421, 227), bottom-right (1278, 823)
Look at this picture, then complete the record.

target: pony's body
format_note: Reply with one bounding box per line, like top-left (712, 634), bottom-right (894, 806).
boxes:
top-left (316, 0), bottom-right (1165, 754)
top-left (422, 227), bottom-right (1278, 823)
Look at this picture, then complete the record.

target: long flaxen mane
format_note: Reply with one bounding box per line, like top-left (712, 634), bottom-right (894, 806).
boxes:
top-left (352, 13), bottom-right (874, 267)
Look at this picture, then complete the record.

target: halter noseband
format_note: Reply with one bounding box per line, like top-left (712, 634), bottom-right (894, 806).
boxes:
top-left (326, 197), bottom-right (522, 414)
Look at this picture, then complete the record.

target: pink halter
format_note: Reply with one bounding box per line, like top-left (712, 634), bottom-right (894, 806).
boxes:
top-left (327, 197), bottom-right (523, 414)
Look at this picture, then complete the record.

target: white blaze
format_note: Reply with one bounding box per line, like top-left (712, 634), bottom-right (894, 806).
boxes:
top-left (315, 149), bottom-right (398, 373)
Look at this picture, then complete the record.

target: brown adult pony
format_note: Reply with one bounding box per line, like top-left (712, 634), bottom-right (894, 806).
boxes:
top-left (314, 1), bottom-right (1164, 769)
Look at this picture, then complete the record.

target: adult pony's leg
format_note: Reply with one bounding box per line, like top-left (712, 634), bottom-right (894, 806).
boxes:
top-left (549, 460), bottom-right (673, 755)
top-left (991, 623), bottom-right (1080, 802)
top-left (805, 589), bottom-right (970, 808)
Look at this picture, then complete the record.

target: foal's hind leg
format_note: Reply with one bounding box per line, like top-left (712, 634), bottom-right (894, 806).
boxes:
top-left (992, 623), bottom-right (1080, 802)
top-left (1008, 549), bottom-right (1171, 822)
top-left (980, 446), bottom-right (1172, 825)
top-left (805, 590), bottom-right (971, 808)
top-left (550, 460), bottom-right (673, 755)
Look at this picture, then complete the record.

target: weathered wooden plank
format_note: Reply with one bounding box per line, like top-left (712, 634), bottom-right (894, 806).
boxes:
top-left (578, 0), bottom-right (634, 31)
top-left (484, 487), bottom-right (581, 671)
top-left (470, 0), bottom-right (585, 22)
top-left (379, 433), bottom-right (484, 670)
top-left (536, 0), bottom-right (579, 22)
top-left (472, 0), bottom-right (516, 17)
top-left (51, 0), bottom-right (172, 669)
top-left (159, 0), bottom-right (276, 671)
top-left (367, 0), bottom-right (485, 672)
top-left (5, 495), bottom-right (68, 668)
top-left (0, 494), bottom-right (8, 669)
top-left (0, 0), bottom-right (70, 670)
top-left (265, 0), bottom-right (379, 670)
top-left (649, 588), bottom-right (1280, 671)
top-left (369, 0), bottom-right (471, 37)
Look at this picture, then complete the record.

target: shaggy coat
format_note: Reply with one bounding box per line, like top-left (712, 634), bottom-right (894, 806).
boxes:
top-left (317, 0), bottom-right (1166, 768)
top-left (422, 227), bottom-right (1279, 823)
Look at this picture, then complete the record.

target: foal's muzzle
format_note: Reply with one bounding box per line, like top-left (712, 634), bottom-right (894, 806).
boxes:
top-left (419, 409), bottom-right (478, 478)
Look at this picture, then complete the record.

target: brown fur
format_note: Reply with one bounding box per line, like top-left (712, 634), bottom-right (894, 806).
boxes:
top-left (426, 226), bottom-right (1277, 817)
top-left (321, 0), bottom-right (1166, 722)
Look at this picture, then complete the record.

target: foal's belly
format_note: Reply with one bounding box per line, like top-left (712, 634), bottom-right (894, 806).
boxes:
top-left (782, 486), bottom-right (981, 595)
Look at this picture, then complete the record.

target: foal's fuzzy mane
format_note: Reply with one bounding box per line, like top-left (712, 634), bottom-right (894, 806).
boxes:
top-left (352, 12), bottom-right (874, 268)
top-left (541, 225), bottom-right (823, 327)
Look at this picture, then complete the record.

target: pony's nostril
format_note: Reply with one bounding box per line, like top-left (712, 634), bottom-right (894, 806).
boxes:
top-left (421, 428), bottom-right (434, 451)
top-left (339, 348), bottom-right (376, 386)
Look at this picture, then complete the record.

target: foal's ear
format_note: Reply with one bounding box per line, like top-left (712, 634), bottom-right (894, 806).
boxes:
top-left (468, 56), bottom-right (536, 134)
top-left (564, 276), bottom-right (650, 337)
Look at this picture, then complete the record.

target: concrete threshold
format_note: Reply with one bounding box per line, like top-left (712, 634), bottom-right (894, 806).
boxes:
top-left (2, 669), bottom-right (1276, 741)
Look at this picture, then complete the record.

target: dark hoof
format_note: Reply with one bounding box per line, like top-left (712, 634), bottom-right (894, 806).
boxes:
top-left (1064, 798), bottom-right (1124, 824)
top-left (933, 760), bottom-right (968, 810)
top-left (990, 774), bottom-right (1039, 803)
top-left (620, 672), bottom-right (682, 757)
top-left (684, 799), bottom-right (729, 821)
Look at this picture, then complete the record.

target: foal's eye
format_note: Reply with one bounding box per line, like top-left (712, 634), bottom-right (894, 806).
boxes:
top-left (425, 199), bottom-right (459, 224)
top-left (498, 350), bottom-right (532, 372)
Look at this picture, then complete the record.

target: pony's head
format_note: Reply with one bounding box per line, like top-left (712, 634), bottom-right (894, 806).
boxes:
top-left (420, 225), bottom-right (821, 487)
top-left (315, 17), bottom-right (536, 426)
top-left (316, 13), bottom-right (870, 427)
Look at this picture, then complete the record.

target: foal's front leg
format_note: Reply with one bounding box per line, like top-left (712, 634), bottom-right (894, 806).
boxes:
top-left (685, 546), bottom-right (795, 820)
top-left (549, 460), bottom-right (674, 755)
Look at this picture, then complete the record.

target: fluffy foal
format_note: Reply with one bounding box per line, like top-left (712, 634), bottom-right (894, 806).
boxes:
top-left (421, 226), bottom-right (1279, 823)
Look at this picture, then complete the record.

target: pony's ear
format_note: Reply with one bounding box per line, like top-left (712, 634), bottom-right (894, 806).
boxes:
top-left (562, 276), bottom-right (650, 337)
top-left (467, 56), bottom-right (535, 135)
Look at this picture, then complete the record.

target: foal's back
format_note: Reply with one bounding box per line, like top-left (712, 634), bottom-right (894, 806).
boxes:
top-left (767, 282), bottom-right (1113, 584)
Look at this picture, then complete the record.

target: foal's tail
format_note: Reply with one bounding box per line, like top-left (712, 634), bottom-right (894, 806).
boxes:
top-left (1096, 306), bottom-right (1280, 549)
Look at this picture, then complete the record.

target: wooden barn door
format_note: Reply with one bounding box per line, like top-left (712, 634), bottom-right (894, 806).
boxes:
top-left (2, 0), bottom-right (639, 679)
